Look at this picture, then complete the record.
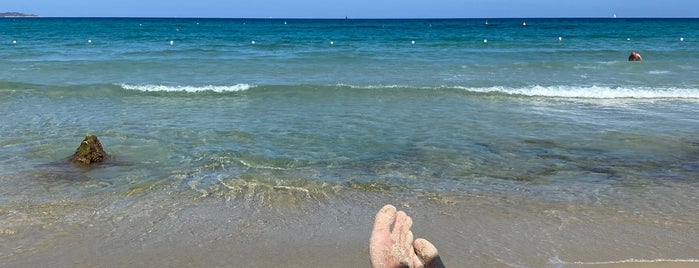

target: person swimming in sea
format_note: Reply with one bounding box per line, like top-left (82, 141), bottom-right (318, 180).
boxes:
top-left (370, 204), bottom-right (446, 268)
top-left (628, 51), bottom-right (643, 61)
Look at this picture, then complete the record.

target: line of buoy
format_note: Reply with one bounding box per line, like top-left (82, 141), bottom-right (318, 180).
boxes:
top-left (7, 34), bottom-right (689, 48)
top-left (7, 37), bottom-right (687, 47)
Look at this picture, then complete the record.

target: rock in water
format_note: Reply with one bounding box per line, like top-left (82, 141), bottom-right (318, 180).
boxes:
top-left (70, 135), bottom-right (107, 165)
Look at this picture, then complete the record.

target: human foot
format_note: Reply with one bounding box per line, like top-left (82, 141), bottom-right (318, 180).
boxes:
top-left (369, 204), bottom-right (445, 268)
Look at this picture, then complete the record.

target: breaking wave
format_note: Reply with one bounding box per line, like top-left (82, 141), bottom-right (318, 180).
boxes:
top-left (120, 84), bottom-right (254, 93)
top-left (455, 85), bottom-right (699, 99)
top-left (4, 80), bottom-right (697, 100)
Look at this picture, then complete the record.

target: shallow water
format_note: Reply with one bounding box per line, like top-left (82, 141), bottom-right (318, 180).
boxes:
top-left (1, 18), bottom-right (699, 267)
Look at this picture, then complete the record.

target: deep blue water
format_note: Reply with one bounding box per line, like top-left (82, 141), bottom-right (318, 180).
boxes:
top-left (2, 18), bottom-right (698, 89)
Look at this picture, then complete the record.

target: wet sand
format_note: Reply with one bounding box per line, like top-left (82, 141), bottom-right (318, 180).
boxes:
top-left (555, 261), bottom-right (699, 268)
top-left (1, 187), bottom-right (698, 267)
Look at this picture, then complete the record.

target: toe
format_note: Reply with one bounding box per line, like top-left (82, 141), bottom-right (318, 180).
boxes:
top-left (414, 238), bottom-right (445, 268)
top-left (373, 205), bottom-right (397, 234)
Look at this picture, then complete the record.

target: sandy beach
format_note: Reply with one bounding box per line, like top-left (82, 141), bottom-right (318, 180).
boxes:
top-left (2, 186), bottom-right (697, 267)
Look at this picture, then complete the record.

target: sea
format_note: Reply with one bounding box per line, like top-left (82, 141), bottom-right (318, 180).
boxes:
top-left (1, 18), bottom-right (698, 267)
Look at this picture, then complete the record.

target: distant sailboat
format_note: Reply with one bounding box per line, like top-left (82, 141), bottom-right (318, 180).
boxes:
top-left (613, 14), bottom-right (617, 18)
top-left (485, 20), bottom-right (488, 25)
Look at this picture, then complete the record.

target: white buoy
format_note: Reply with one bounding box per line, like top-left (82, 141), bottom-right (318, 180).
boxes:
top-left (330, 41), bottom-right (334, 45)
top-left (411, 40), bottom-right (415, 44)
top-left (627, 38), bottom-right (631, 41)
top-left (169, 40), bottom-right (174, 45)
top-left (680, 37), bottom-right (684, 42)
top-left (284, 21), bottom-right (287, 25)
top-left (558, 36), bottom-right (562, 41)
top-left (484, 39), bottom-right (488, 43)
top-left (12, 40), bottom-right (16, 44)
top-left (251, 40), bottom-right (256, 45)
top-left (88, 39), bottom-right (92, 43)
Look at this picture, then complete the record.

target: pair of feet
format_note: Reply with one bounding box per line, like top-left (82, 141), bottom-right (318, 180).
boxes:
top-left (370, 205), bottom-right (445, 268)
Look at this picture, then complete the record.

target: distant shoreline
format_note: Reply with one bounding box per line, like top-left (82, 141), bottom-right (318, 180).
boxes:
top-left (0, 12), bottom-right (39, 18)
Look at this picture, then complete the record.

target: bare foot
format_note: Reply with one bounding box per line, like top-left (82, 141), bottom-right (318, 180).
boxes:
top-left (370, 204), bottom-right (445, 268)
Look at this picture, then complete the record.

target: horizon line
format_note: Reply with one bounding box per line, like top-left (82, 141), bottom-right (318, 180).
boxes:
top-left (4, 16), bottom-right (698, 20)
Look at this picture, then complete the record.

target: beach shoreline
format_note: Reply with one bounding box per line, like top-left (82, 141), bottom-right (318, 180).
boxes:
top-left (2, 186), bottom-right (697, 267)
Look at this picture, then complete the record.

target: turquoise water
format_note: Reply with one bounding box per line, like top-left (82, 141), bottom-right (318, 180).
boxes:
top-left (2, 18), bottom-right (698, 89)
top-left (1, 18), bottom-right (698, 267)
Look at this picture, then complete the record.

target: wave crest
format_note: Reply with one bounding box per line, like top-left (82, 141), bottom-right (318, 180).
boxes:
top-left (456, 85), bottom-right (699, 99)
top-left (116, 83), bottom-right (699, 99)
top-left (120, 84), bottom-right (253, 93)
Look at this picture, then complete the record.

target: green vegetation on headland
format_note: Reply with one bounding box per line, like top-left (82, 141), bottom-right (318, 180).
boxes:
top-left (1, 12), bottom-right (39, 18)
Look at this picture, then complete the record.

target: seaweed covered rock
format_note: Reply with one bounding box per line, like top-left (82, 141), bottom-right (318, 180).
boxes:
top-left (70, 134), bottom-right (107, 165)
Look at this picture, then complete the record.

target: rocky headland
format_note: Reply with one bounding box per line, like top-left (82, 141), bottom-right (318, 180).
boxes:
top-left (1, 12), bottom-right (39, 18)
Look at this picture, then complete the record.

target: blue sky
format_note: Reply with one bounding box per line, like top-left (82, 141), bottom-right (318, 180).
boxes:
top-left (3, 0), bottom-right (698, 18)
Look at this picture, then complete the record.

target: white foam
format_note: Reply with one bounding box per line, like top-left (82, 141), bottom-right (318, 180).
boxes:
top-left (120, 84), bottom-right (253, 93)
top-left (335, 84), bottom-right (699, 99)
top-left (549, 256), bottom-right (699, 266)
top-left (454, 85), bottom-right (699, 99)
top-left (336, 84), bottom-right (416, 89)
